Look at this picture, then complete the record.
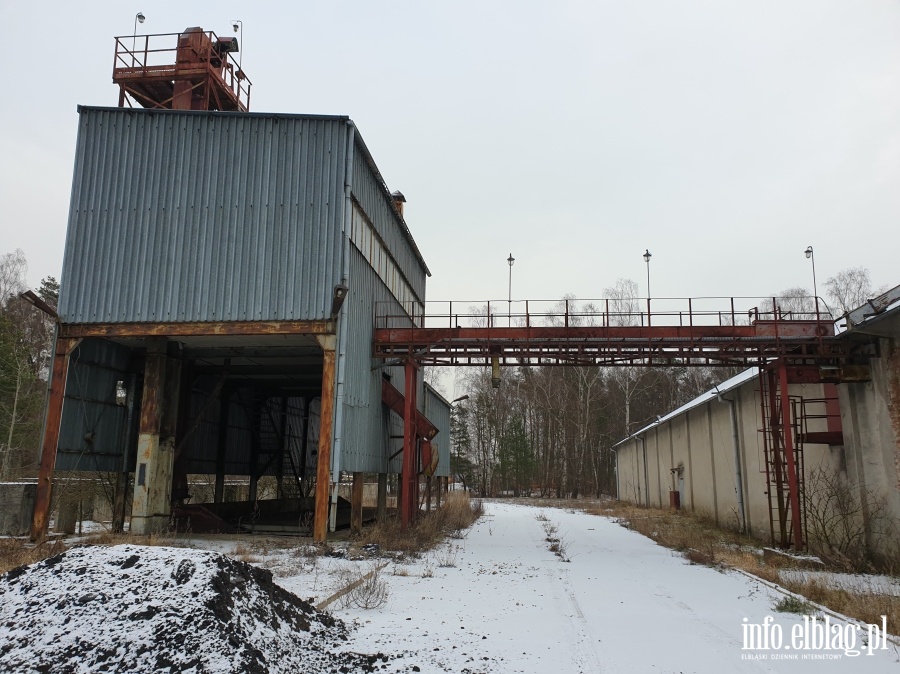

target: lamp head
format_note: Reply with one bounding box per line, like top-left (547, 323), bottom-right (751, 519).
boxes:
top-left (804, 245), bottom-right (813, 259)
top-left (232, 19), bottom-right (241, 33)
top-left (643, 249), bottom-right (652, 263)
top-left (507, 253), bottom-right (515, 267)
top-left (136, 12), bottom-right (145, 23)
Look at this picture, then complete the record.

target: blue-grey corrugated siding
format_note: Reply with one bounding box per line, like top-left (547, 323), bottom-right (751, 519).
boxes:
top-left (351, 144), bottom-right (427, 302)
top-left (57, 339), bottom-right (132, 472)
top-left (424, 384), bottom-right (451, 478)
top-left (59, 108), bottom-right (348, 323)
top-left (339, 247), bottom-right (410, 473)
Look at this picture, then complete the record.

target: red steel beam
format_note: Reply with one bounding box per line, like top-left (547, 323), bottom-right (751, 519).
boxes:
top-left (400, 360), bottom-right (419, 529)
top-left (313, 348), bottom-right (336, 543)
top-left (60, 320), bottom-right (334, 338)
top-left (373, 321), bottom-right (844, 365)
top-left (381, 378), bottom-right (439, 441)
top-left (31, 337), bottom-right (81, 540)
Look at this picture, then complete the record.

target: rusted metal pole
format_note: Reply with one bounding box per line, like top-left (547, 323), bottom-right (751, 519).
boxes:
top-left (778, 360), bottom-right (804, 550)
top-left (400, 359), bottom-right (419, 529)
top-left (313, 344), bottom-right (337, 543)
top-left (31, 337), bottom-right (80, 540)
top-left (350, 472), bottom-right (363, 535)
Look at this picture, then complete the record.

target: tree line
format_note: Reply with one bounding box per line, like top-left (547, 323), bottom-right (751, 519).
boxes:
top-left (0, 250), bottom-right (58, 481)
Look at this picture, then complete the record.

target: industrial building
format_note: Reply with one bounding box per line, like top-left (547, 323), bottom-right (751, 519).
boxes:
top-left (31, 28), bottom-right (451, 542)
top-left (613, 286), bottom-right (900, 559)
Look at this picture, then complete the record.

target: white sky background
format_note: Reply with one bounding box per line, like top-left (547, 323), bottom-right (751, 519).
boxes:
top-left (1, 0), bottom-right (899, 304)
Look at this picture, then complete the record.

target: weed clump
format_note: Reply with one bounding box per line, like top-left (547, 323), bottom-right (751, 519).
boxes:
top-left (359, 492), bottom-right (483, 555)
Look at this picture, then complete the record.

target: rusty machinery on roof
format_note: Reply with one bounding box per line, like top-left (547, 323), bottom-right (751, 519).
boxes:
top-left (113, 27), bottom-right (251, 111)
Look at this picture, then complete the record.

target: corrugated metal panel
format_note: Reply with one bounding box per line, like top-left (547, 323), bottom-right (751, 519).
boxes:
top-left (351, 140), bottom-right (428, 302)
top-left (339, 247), bottom-right (410, 473)
top-left (59, 108), bottom-right (349, 324)
top-left (424, 384), bottom-right (451, 478)
top-left (57, 339), bottom-right (133, 472)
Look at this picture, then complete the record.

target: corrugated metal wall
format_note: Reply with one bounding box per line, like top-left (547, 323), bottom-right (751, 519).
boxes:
top-left (59, 108), bottom-right (349, 324)
top-left (54, 107), bottom-right (443, 483)
top-left (424, 383), bottom-right (451, 478)
top-left (57, 339), bottom-right (133, 472)
top-left (339, 246), bottom-right (408, 473)
top-left (351, 139), bottom-right (427, 302)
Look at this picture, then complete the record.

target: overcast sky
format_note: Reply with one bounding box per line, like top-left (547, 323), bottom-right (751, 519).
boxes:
top-left (1, 1), bottom-right (898, 308)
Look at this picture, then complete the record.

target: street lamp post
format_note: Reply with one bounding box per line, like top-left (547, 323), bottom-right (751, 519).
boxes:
top-left (804, 246), bottom-right (818, 318)
top-left (231, 20), bottom-right (243, 72)
top-left (643, 249), bottom-right (652, 326)
top-left (132, 12), bottom-right (146, 65)
top-left (507, 253), bottom-right (515, 327)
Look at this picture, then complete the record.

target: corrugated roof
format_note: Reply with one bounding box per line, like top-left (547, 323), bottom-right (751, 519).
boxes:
top-left (612, 367), bottom-right (759, 449)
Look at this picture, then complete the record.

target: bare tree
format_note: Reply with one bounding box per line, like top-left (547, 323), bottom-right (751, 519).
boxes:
top-left (0, 250), bottom-right (27, 304)
top-left (824, 267), bottom-right (887, 316)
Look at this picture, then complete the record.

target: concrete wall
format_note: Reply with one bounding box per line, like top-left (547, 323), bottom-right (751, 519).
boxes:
top-left (615, 378), bottom-right (841, 542)
top-left (0, 483), bottom-right (37, 536)
top-left (838, 334), bottom-right (900, 554)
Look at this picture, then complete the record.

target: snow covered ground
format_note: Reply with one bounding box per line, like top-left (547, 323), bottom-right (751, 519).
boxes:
top-left (286, 502), bottom-right (900, 672)
top-left (4, 501), bottom-right (899, 672)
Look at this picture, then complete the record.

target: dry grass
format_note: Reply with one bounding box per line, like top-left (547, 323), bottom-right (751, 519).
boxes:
top-left (777, 578), bottom-right (900, 628)
top-left (359, 492), bottom-right (483, 555)
top-left (0, 538), bottom-right (67, 575)
top-left (576, 499), bottom-right (900, 631)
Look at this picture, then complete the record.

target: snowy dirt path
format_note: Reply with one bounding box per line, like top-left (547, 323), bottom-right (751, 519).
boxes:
top-left (324, 502), bottom-right (900, 673)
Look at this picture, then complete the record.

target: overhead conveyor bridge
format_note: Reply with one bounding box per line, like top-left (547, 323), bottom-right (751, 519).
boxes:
top-left (374, 296), bottom-right (855, 550)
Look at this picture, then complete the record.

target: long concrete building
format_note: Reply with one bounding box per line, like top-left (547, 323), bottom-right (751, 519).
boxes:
top-left (614, 286), bottom-right (900, 559)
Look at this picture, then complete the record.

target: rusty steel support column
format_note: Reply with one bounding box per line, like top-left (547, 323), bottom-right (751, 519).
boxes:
top-left (376, 472), bottom-right (387, 520)
top-left (351, 472), bottom-right (363, 535)
top-left (313, 338), bottom-right (337, 543)
top-left (426, 475), bottom-right (433, 512)
top-left (400, 359), bottom-right (419, 529)
top-left (31, 336), bottom-right (80, 541)
top-left (131, 338), bottom-right (172, 535)
top-left (214, 386), bottom-right (230, 504)
top-left (778, 360), bottom-right (804, 550)
top-left (436, 477), bottom-right (442, 508)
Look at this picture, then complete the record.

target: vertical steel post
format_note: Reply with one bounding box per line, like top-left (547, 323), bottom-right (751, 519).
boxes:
top-left (31, 337), bottom-right (80, 540)
top-left (214, 386), bottom-right (230, 503)
top-left (313, 345), bottom-right (337, 543)
top-left (401, 358), bottom-right (419, 529)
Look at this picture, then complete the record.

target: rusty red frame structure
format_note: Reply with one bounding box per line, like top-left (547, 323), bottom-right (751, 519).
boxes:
top-left (113, 29), bottom-right (252, 111)
top-left (376, 297), bottom-right (846, 547)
